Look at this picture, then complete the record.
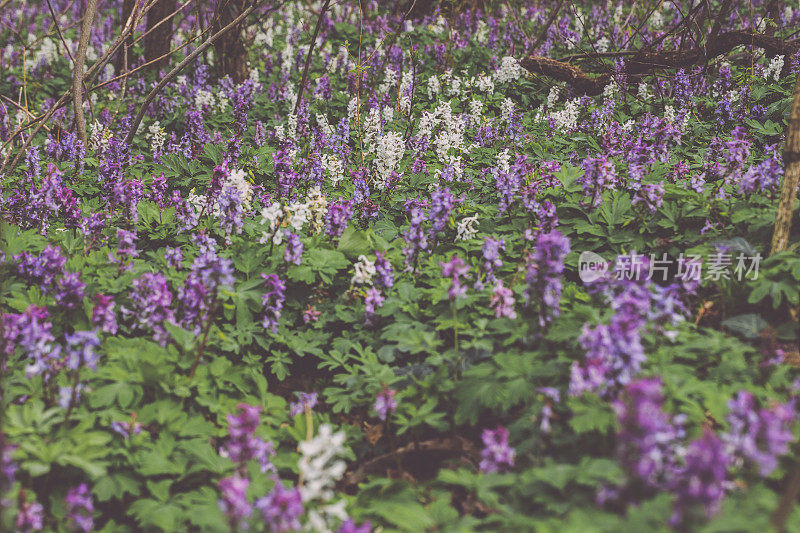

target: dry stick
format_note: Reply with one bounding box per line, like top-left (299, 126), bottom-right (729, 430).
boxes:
top-left (770, 70), bottom-right (800, 255)
top-left (294, 0), bottom-right (331, 115)
top-left (520, 30), bottom-right (800, 96)
top-left (531, 0), bottom-right (564, 51)
top-left (92, 27), bottom-right (205, 92)
top-left (125, 0), bottom-right (272, 145)
top-left (1, 2), bottom-right (146, 175)
top-left (128, 0), bottom-right (195, 48)
top-left (0, 95), bottom-right (50, 132)
top-left (0, 0), bottom-right (154, 166)
top-left (708, 0), bottom-right (733, 39)
top-left (73, 0), bottom-right (99, 145)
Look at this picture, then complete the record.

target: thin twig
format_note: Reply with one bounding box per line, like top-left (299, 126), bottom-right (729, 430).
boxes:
top-left (531, 0), bottom-right (564, 51)
top-left (294, 0), bottom-right (331, 114)
top-left (125, 0), bottom-right (280, 145)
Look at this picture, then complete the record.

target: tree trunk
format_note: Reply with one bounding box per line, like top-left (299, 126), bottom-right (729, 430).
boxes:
top-left (114, 0), bottom-right (137, 74)
top-left (145, 0), bottom-right (177, 70)
top-left (212, 0), bottom-right (249, 83)
top-left (73, 0), bottom-right (98, 145)
top-left (770, 70), bottom-right (800, 255)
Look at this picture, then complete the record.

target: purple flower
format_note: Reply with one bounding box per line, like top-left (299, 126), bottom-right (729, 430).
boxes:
top-left (127, 272), bottom-right (175, 346)
top-left (374, 251), bottom-right (394, 288)
top-left (218, 475), bottom-right (252, 527)
top-left (579, 154), bottom-right (617, 208)
top-left (325, 199), bottom-right (354, 237)
top-left (289, 392), bottom-right (318, 417)
top-left (261, 274), bottom-right (286, 333)
top-left (670, 430), bottom-right (730, 525)
top-left (303, 306), bottom-right (321, 324)
top-left (440, 255), bottom-right (469, 300)
top-left (494, 166), bottom-right (521, 214)
top-left (80, 213), bottom-right (107, 244)
top-left (15, 497), bottom-right (43, 532)
top-left (15, 245), bottom-right (66, 290)
top-left (64, 330), bottom-right (101, 371)
top-left (374, 388), bottom-right (398, 421)
top-left (478, 237), bottom-right (505, 288)
top-left (524, 230), bottom-right (570, 326)
top-left (91, 294), bottom-right (117, 334)
top-left (428, 187), bottom-right (459, 234)
top-left (55, 272), bottom-right (86, 310)
top-left (283, 231), bottom-right (304, 265)
top-left (479, 426), bottom-right (515, 473)
top-left (723, 391), bottom-right (794, 476)
top-left (111, 418), bottom-right (143, 439)
top-left (739, 145), bottom-right (782, 196)
top-left (65, 483), bottom-right (94, 533)
top-left (14, 306), bottom-right (61, 378)
top-left (338, 519), bottom-right (372, 533)
top-left (612, 378), bottom-right (685, 489)
top-left (1, 438), bottom-right (17, 495)
top-left (218, 185), bottom-right (245, 240)
top-left (255, 480), bottom-right (303, 533)
top-left (164, 246), bottom-right (183, 269)
top-left (402, 204), bottom-right (429, 272)
top-left (224, 404), bottom-right (275, 473)
top-left (113, 228), bottom-right (138, 263)
top-left (177, 251), bottom-right (235, 332)
top-left (632, 182), bottom-right (665, 213)
top-left (364, 286), bottom-right (385, 322)
top-left (490, 281), bottom-right (516, 319)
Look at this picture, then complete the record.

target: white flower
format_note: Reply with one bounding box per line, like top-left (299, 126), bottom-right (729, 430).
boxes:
top-left (496, 149), bottom-right (511, 173)
top-left (352, 255), bottom-right (376, 285)
top-left (469, 98), bottom-right (483, 126)
top-left (430, 15), bottom-right (448, 35)
top-left (225, 168), bottom-right (253, 209)
top-left (475, 74), bottom-right (494, 94)
top-left (456, 214), bottom-right (479, 241)
top-left (260, 202), bottom-right (282, 243)
top-left (427, 75), bottom-right (441, 99)
top-left (363, 107), bottom-right (381, 153)
top-left (613, 3), bottom-right (624, 24)
top-left (495, 56), bottom-right (523, 84)
top-left (650, 10), bottom-right (664, 29)
top-left (476, 20), bottom-right (488, 43)
top-left (546, 86), bottom-right (560, 108)
top-left (379, 67), bottom-right (398, 95)
top-left (147, 121), bottom-right (166, 153)
top-left (298, 424), bottom-right (347, 503)
top-left (89, 121), bottom-right (111, 152)
top-left (347, 97), bottom-right (359, 124)
top-left (316, 113), bottom-right (335, 138)
top-left (321, 154), bottom-right (344, 186)
top-left (194, 89), bottom-right (215, 109)
top-left (307, 187), bottom-right (328, 232)
top-left (501, 98), bottom-right (515, 124)
top-left (664, 105), bottom-right (676, 124)
top-left (638, 82), bottom-right (649, 100)
top-left (550, 98), bottom-right (580, 131)
top-left (763, 55), bottom-right (784, 82)
top-left (286, 201), bottom-right (310, 231)
top-left (602, 83), bottom-right (617, 102)
top-left (375, 132), bottom-right (405, 190)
